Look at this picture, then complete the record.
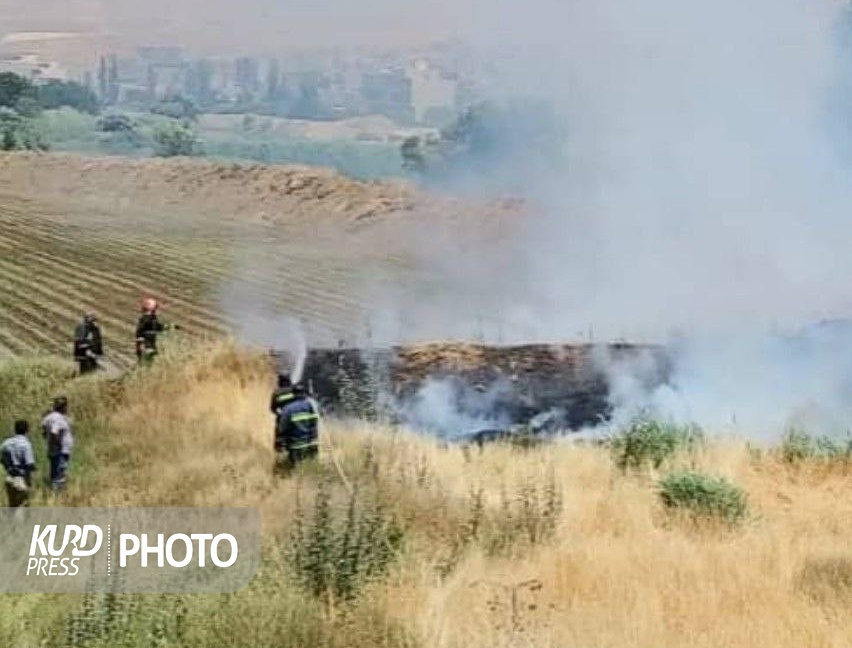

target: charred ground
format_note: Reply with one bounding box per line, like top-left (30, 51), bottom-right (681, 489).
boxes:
top-left (288, 342), bottom-right (670, 435)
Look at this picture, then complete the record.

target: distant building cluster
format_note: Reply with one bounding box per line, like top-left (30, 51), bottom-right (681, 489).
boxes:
top-left (90, 44), bottom-right (480, 125)
top-left (0, 29), bottom-right (491, 126)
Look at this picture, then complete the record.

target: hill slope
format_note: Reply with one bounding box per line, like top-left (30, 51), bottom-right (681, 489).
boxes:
top-left (0, 152), bottom-right (520, 364)
top-left (1, 344), bottom-right (850, 647)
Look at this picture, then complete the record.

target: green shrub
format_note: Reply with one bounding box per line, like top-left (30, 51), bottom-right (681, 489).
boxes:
top-left (659, 471), bottom-right (748, 526)
top-left (612, 419), bottom-right (703, 472)
top-left (0, 106), bottom-right (49, 150)
top-left (437, 471), bottom-right (563, 578)
top-left (287, 480), bottom-right (403, 607)
top-left (780, 428), bottom-right (852, 464)
top-left (153, 121), bottom-right (199, 157)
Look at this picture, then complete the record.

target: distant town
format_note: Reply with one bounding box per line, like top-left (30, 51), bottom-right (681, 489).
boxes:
top-left (0, 31), bottom-right (489, 127)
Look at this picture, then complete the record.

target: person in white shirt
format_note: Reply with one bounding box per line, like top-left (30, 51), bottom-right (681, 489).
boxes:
top-left (41, 396), bottom-right (73, 492)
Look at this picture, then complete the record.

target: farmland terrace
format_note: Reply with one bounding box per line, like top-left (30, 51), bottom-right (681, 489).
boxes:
top-left (0, 152), bottom-right (520, 366)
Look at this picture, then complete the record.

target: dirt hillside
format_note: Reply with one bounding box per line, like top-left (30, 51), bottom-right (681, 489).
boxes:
top-left (0, 152), bottom-right (523, 361)
top-left (0, 152), bottom-right (521, 231)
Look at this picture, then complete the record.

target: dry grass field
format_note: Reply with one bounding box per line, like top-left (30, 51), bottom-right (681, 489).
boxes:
top-left (1, 343), bottom-right (851, 647)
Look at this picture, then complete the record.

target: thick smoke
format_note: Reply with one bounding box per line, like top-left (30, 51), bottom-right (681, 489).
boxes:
top-left (218, 251), bottom-right (308, 382)
top-left (602, 322), bottom-right (852, 440)
top-left (398, 0), bottom-right (852, 438)
top-left (173, 0), bottom-right (852, 437)
top-left (393, 377), bottom-right (515, 439)
top-left (407, 0), bottom-right (843, 340)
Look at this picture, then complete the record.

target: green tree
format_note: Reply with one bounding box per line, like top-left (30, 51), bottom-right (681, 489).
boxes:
top-left (13, 95), bottom-right (42, 118)
top-left (0, 106), bottom-right (48, 151)
top-left (1, 127), bottom-right (15, 150)
top-left (97, 112), bottom-right (135, 133)
top-left (36, 80), bottom-right (100, 114)
top-left (401, 136), bottom-right (426, 172)
top-left (0, 72), bottom-right (35, 108)
top-left (153, 121), bottom-right (199, 157)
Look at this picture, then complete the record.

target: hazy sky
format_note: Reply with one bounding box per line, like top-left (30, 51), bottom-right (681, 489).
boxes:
top-left (0, 0), bottom-right (479, 53)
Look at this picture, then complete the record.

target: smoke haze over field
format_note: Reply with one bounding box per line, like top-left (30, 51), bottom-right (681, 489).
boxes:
top-left (393, 0), bottom-right (850, 343)
top-left (16, 0), bottom-right (852, 435)
top-left (0, 0), bottom-right (481, 53)
top-left (364, 0), bottom-right (852, 436)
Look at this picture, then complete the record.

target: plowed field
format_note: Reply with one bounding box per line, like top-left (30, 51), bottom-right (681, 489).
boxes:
top-left (0, 153), bottom-right (519, 367)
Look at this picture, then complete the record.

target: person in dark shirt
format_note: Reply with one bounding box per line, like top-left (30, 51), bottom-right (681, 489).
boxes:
top-left (1, 420), bottom-right (36, 507)
top-left (73, 313), bottom-right (103, 375)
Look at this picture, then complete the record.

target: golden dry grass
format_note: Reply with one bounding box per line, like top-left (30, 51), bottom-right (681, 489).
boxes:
top-left (6, 342), bottom-right (852, 647)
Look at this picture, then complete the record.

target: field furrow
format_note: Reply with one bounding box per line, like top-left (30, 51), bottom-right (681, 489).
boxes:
top-left (0, 160), bottom-right (429, 358)
top-left (0, 205), bottom-right (367, 314)
top-left (2, 242), bottom-right (233, 334)
top-left (0, 315), bottom-right (37, 355)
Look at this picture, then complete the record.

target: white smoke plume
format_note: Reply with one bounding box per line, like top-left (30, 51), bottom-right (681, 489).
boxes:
top-left (391, 377), bottom-right (515, 439)
top-left (405, 0), bottom-right (852, 438)
top-left (76, 0), bottom-right (852, 438)
top-left (217, 252), bottom-right (308, 382)
top-left (601, 322), bottom-right (852, 440)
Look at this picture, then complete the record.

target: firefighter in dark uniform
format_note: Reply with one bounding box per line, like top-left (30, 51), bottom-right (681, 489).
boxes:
top-left (135, 298), bottom-right (174, 365)
top-left (270, 373), bottom-right (295, 416)
top-left (270, 373), bottom-right (294, 448)
top-left (73, 313), bottom-right (103, 375)
top-left (275, 383), bottom-right (320, 472)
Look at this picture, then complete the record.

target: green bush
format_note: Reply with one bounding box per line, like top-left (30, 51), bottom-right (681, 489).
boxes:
top-left (288, 480), bottom-right (403, 607)
top-left (153, 121), bottom-right (199, 157)
top-left (779, 428), bottom-right (852, 464)
top-left (0, 106), bottom-right (49, 151)
top-left (659, 472), bottom-right (748, 526)
top-left (612, 419), bottom-right (703, 472)
top-left (437, 472), bottom-right (563, 578)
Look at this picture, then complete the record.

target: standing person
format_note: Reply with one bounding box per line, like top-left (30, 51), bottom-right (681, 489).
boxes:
top-left (73, 313), bottom-right (103, 375)
top-left (275, 383), bottom-right (320, 472)
top-left (1, 420), bottom-right (36, 507)
top-left (270, 373), bottom-right (295, 458)
top-left (135, 298), bottom-right (174, 365)
top-left (41, 397), bottom-right (73, 492)
top-left (270, 372), bottom-right (295, 416)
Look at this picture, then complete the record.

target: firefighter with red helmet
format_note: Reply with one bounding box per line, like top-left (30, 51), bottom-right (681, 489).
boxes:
top-left (135, 298), bottom-right (176, 365)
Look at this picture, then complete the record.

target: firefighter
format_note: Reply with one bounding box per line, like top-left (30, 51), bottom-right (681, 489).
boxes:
top-left (275, 383), bottom-right (320, 472)
top-left (270, 373), bottom-right (295, 416)
top-left (135, 298), bottom-right (175, 365)
top-left (73, 313), bottom-right (103, 375)
top-left (271, 373), bottom-right (295, 454)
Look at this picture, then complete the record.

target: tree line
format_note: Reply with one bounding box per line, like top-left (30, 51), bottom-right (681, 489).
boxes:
top-left (0, 72), bottom-right (99, 151)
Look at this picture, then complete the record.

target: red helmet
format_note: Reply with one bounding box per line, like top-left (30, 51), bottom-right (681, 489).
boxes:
top-left (141, 297), bottom-right (159, 314)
